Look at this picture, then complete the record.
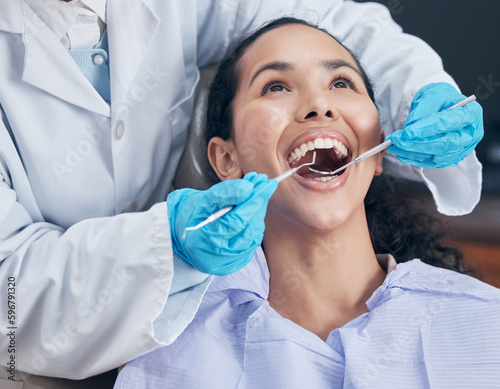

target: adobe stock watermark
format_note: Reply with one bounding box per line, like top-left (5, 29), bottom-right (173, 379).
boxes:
top-left (474, 74), bottom-right (500, 101)
top-left (30, 267), bottom-right (136, 372)
top-left (51, 65), bottom-right (168, 182)
top-left (24, 1), bottom-right (61, 37)
top-left (51, 117), bottom-right (110, 182)
top-left (114, 65), bottom-right (169, 117)
top-left (237, 106), bottom-right (294, 164)
top-left (358, 295), bottom-right (447, 388)
top-left (342, 3), bottom-right (395, 54)
top-left (385, 0), bottom-right (415, 15)
top-left (5, 276), bottom-right (17, 382)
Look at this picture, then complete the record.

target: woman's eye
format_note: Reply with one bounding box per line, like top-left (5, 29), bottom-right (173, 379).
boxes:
top-left (331, 79), bottom-right (352, 89)
top-left (262, 81), bottom-right (289, 95)
top-left (333, 81), bottom-right (349, 88)
top-left (269, 85), bottom-right (286, 92)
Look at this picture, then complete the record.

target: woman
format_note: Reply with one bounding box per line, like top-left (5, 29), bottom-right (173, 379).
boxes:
top-left (115, 18), bottom-right (499, 388)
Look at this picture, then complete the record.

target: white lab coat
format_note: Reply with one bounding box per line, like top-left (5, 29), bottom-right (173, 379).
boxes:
top-left (0, 0), bottom-right (481, 383)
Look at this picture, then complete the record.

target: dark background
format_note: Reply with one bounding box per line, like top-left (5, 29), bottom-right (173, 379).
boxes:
top-left (356, 0), bottom-right (500, 193)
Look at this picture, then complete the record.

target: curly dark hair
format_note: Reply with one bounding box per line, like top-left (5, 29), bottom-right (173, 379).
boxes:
top-left (205, 16), bottom-right (470, 275)
top-left (365, 175), bottom-right (469, 273)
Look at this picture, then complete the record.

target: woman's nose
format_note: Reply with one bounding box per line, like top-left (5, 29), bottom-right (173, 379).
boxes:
top-left (297, 92), bottom-right (339, 122)
top-left (303, 109), bottom-right (335, 120)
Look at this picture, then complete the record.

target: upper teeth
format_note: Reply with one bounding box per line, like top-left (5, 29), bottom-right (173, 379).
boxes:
top-left (288, 137), bottom-right (348, 164)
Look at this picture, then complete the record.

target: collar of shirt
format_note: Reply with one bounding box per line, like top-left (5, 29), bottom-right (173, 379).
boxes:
top-left (209, 247), bottom-right (398, 303)
top-left (24, 0), bottom-right (106, 49)
top-left (210, 246), bottom-right (271, 301)
top-left (25, 0), bottom-right (79, 41)
top-left (79, 0), bottom-right (106, 22)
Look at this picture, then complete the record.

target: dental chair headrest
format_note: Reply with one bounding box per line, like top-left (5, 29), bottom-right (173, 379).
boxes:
top-left (173, 65), bottom-right (219, 191)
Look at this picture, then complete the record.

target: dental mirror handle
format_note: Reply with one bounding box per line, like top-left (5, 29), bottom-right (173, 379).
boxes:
top-left (358, 95), bottom-right (476, 163)
top-left (354, 139), bottom-right (393, 164)
top-left (274, 166), bottom-right (301, 182)
top-left (274, 150), bottom-right (317, 182)
top-left (182, 206), bottom-right (233, 239)
top-left (182, 169), bottom-right (295, 238)
top-left (183, 166), bottom-right (303, 238)
top-left (325, 94), bottom-right (477, 176)
top-left (448, 94), bottom-right (476, 109)
top-left (325, 140), bottom-right (393, 176)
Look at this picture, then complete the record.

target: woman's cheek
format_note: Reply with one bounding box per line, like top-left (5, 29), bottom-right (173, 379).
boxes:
top-left (235, 105), bottom-right (291, 168)
top-left (351, 104), bottom-right (381, 150)
top-left (254, 104), bottom-right (292, 139)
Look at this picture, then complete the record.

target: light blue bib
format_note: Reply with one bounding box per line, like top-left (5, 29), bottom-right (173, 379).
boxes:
top-left (68, 30), bottom-right (111, 103)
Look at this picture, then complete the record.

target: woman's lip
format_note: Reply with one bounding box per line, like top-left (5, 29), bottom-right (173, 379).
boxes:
top-left (292, 163), bottom-right (350, 190)
top-left (286, 128), bottom-right (352, 159)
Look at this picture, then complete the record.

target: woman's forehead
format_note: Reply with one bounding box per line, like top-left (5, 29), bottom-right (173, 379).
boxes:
top-left (238, 24), bottom-right (357, 76)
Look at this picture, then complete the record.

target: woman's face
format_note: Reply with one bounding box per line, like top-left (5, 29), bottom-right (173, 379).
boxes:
top-left (210, 24), bottom-right (384, 232)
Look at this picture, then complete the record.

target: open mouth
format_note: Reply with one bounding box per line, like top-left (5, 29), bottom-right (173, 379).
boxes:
top-left (288, 137), bottom-right (351, 181)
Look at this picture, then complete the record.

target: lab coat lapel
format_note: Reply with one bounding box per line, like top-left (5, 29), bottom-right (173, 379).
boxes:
top-left (107, 0), bottom-right (160, 113)
top-left (0, 0), bottom-right (23, 34)
top-left (18, 1), bottom-right (111, 117)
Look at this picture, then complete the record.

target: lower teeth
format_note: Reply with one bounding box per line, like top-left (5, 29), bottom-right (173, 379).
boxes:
top-left (313, 176), bottom-right (336, 182)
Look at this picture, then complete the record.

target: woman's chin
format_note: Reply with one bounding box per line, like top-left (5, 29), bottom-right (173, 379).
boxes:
top-left (269, 208), bottom-right (352, 237)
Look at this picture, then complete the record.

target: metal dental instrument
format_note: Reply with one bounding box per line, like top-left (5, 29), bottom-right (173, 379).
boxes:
top-left (274, 150), bottom-right (317, 182)
top-left (308, 94), bottom-right (477, 177)
top-left (182, 152), bottom-right (317, 238)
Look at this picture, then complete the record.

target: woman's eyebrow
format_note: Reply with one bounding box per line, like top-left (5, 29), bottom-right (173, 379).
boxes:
top-left (249, 61), bottom-right (295, 87)
top-left (248, 59), bottom-right (362, 88)
top-left (320, 59), bottom-right (362, 77)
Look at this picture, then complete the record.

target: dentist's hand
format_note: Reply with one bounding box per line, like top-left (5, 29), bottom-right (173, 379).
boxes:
top-left (388, 82), bottom-right (484, 168)
top-left (167, 173), bottom-right (278, 276)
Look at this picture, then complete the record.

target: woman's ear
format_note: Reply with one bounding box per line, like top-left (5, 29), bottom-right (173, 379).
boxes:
top-left (208, 137), bottom-right (243, 181)
top-left (374, 130), bottom-right (386, 176)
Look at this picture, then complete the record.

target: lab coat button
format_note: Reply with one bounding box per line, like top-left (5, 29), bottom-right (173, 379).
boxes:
top-left (114, 121), bottom-right (125, 140)
top-left (121, 202), bottom-right (138, 213)
top-left (93, 54), bottom-right (105, 66)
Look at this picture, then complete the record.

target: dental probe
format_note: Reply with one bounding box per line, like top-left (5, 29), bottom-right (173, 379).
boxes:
top-left (309, 94), bottom-right (477, 177)
top-left (182, 152), bottom-right (317, 238)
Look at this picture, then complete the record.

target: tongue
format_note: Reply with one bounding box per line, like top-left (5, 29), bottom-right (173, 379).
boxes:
top-left (297, 165), bottom-right (334, 179)
top-left (300, 170), bottom-right (325, 179)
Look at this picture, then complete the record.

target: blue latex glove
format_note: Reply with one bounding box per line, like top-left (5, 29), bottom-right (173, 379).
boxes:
top-left (388, 82), bottom-right (484, 168)
top-left (167, 173), bottom-right (278, 276)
